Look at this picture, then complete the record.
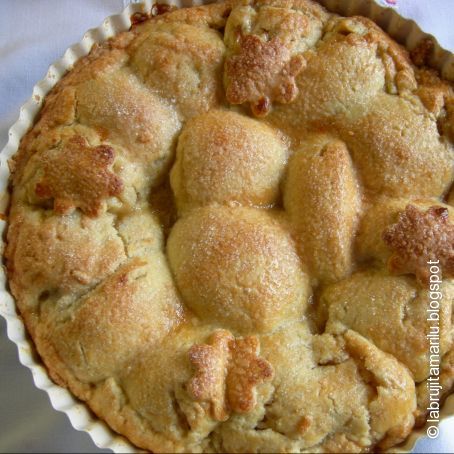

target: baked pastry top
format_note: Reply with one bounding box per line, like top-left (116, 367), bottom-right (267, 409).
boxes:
top-left (5, 0), bottom-right (454, 452)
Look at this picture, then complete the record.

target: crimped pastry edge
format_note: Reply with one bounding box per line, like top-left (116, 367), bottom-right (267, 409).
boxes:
top-left (0, 0), bottom-right (453, 452)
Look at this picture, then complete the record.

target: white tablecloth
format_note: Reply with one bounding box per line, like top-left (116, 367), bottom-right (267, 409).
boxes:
top-left (0, 1), bottom-right (453, 452)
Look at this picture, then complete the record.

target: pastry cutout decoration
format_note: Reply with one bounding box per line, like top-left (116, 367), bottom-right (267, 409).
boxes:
top-left (224, 30), bottom-right (306, 117)
top-left (383, 204), bottom-right (454, 285)
top-left (35, 135), bottom-right (123, 216)
top-left (187, 329), bottom-right (274, 421)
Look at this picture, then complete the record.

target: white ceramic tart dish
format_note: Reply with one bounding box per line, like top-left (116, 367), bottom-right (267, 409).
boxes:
top-left (1, 0), bottom-right (454, 452)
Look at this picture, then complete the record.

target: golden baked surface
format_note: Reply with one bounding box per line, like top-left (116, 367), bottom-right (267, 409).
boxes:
top-left (6, 1), bottom-right (454, 452)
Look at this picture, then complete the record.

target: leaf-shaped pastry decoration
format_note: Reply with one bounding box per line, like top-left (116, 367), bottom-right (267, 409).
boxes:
top-left (35, 135), bottom-right (123, 217)
top-left (224, 32), bottom-right (306, 117)
top-left (383, 205), bottom-right (454, 285)
top-left (187, 329), bottom-right (274, 421)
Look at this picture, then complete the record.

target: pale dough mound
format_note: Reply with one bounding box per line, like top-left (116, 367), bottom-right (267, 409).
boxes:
top-left (6, 1), bottom-right (454, 453)
top-left (322, 271), bottom-right (454, 382)
top-left (76, 69), bottom-right (181, 195)
top-left (44, 255), bottom-right (186, 383)
top-left (283, 135), bottom-right (360, 285)
top-left (167, 206), bottom-right (309, 333)
top-left (130, 21), bottom-right (226, 119)
top-left (171, 110), bottom-right (288, 212)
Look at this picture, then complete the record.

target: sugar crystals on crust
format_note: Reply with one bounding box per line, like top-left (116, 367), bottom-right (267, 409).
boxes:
top-left (5, 0), bottom-right (454, 452)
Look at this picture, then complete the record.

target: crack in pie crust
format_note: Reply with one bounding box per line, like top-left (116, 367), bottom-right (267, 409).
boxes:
top-left (5, 0), bottom-right (454, 452)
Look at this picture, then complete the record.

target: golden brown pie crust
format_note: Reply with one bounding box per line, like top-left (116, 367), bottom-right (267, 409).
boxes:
top-left (5, 0), bottom-right (454, 452)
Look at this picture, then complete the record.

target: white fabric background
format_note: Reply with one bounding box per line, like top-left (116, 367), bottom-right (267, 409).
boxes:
top-left (0, 0), bottom-right (453, 452)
